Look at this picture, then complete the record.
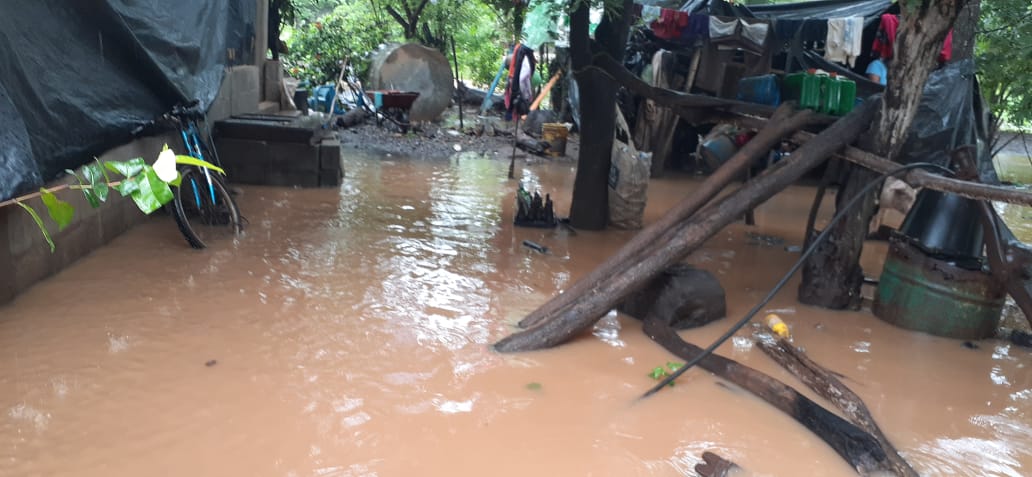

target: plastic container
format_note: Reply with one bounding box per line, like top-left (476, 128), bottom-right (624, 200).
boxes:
top-left (874, 238), bottom-right (1004, 340)
top-left (834, 77), bottom-right (856, 116)
top-left (699, 133), bottom-right (738, 172)
top-left (764, 313), bottom-right (791, 339)
top-left (541, 123), bottom-right (568, 157)
top-left (783, 72), bottom-right (821, 110)
top-left (898, 189), bottom-right (985, 267)
top-left (736, 74), bottom-right (781, 106)
top-left (817, 72), bottom-right (837, 114)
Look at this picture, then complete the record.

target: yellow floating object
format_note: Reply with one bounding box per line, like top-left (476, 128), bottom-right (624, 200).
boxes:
top-left (765, 313), bottom-right (791, 339)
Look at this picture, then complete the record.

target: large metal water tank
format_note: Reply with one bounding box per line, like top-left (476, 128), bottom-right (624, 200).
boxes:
top-left (368, 43), bottom-right (454, 122)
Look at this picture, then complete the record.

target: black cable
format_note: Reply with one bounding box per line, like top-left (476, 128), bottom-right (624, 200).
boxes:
top-left (641, 161), bottom-right (955, 398)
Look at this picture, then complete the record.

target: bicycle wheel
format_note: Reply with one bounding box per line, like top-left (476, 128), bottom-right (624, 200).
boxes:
top-left (171, 167), bottom-right (242, 249)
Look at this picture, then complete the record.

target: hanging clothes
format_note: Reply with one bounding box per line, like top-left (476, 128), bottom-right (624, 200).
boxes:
top-left (825, 17), bottom-right (863, 67)
top-left (504, 44), bottom-right (536, 118)
top-left (651, 9), bottom-right (688, 40)
top-left (709, 16), bottom-right (769, 55)
top-left (871, 13), bottom-right (898, 59)
top-left (871, 14), bottom-right (952, 62)
top-left (641, 5), bottom-right (661, 24)
top-left (680, 13), bottom-right (709, 44)
top-left (843, 17), bottom-right (864, 66)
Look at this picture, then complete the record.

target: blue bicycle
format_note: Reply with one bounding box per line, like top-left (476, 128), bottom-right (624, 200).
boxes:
top-left (167, 101), bottom-right (242, 249)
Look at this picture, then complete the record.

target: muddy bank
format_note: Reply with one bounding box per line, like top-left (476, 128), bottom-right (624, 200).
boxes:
top-left (336, 106), bottom-right (580, 164)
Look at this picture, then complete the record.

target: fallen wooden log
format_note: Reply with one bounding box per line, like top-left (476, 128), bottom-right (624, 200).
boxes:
top-left (456, 81), bottom-right (503, 111)
top-left (494, 99), bottom-right (878, 352)
top-left (754, 333), bottom-right (919, 477)
top-left (516, 136), bottom-right (550, 156)
top-left (517, 103), bottom-right (817, 329)
top-left (334, 108), bottom-right (369, 129)
top-left (643, 316), bottom-right (895, 475)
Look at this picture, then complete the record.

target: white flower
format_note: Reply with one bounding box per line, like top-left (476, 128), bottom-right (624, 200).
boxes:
top-left (154, 147), bottom-right (178, 182)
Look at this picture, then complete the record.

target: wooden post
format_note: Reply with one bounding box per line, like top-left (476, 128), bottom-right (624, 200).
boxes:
top-left (450, 36), bottom-right (463, 130)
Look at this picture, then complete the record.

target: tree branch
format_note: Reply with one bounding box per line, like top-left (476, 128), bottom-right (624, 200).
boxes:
top-left (384, 5), bottom-right (409, 31)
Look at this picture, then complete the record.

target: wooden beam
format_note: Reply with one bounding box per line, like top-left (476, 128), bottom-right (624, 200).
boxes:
top-left (789, 131), bottom-right (1032, 207)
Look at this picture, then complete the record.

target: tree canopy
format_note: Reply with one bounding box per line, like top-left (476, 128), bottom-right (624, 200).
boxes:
top-left (977, 0), bottom-right (1032, 130)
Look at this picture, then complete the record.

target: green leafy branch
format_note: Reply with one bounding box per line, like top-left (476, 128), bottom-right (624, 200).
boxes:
top-left (0, 145), bottom-right (224, 252)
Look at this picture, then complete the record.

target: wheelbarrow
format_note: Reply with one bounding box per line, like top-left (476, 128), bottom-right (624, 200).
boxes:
top-left (364, 90), bottom-right (420, 132)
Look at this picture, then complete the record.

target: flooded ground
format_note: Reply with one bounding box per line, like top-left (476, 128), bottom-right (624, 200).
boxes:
top-left (2, 149), bottom-right (1031, 476)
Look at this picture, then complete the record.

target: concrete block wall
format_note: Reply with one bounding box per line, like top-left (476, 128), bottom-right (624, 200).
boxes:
top-left (0, 133), bottom-right (178, 305)
top-left (209, 65), bottom-right (261, 122)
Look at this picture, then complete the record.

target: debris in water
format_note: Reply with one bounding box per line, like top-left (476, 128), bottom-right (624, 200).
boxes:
top-left (522, 240), bottom-right (548, 254)
top-left (205, 359), bottom-right (218, 367)
top-left (732, 336), bottom-right (753, 353)
top-left (963, 341), bottom-right (979, 350)
top-left (746, 232), bottom-right (785, 247)
top-left (525, 382), bottom-right (542, 391)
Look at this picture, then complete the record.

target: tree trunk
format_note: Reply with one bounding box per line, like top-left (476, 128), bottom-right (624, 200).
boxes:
top-left (951, 0), bottom-right (981, 63)
top-left (799, 0), bottom-right (969, 309)
top-left (567, 0), bottom-right (633, 230)
top-left (495, 100), bottom-right (878, 352)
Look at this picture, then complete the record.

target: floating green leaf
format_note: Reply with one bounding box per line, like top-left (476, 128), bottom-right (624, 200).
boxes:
top-left (40, 188), bottom-right (74, 230)
top-left (666, 362), bottom-right (684, 372)
top-left (104, 157), bottom-right (147, 178)
top-left (83, 163), bottom-right (109, 203)
top-left (127, 166), bottom-right (174, 214)
top-left (15, 202), bottom-right (54, 253)
top-left (648, 366), bottom-right (676, 387)
top-left (175, 155), bottom-right (225, 175)
top-left (525, 382), bottom-right (542, 391)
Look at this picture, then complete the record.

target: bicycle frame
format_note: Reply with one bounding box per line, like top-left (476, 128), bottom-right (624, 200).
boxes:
top-left (177, 118), bottom-right (218, 208)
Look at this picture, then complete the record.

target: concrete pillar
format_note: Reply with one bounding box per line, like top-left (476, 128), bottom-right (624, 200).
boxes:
top-left (254, 0), bottom-right (269, 69)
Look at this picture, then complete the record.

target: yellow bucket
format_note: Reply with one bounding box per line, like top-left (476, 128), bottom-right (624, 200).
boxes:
top-left (541, 123), bottom-right (568, 157)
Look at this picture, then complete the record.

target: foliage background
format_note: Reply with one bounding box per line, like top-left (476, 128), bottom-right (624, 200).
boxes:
top-left (282, 0), bottom-right (509, 87)
top-left (976, 0), bottom-right (1032, 131)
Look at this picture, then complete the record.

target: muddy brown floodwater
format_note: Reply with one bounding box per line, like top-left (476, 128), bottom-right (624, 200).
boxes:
top-left (2, 149), bottom-right (1031, 476)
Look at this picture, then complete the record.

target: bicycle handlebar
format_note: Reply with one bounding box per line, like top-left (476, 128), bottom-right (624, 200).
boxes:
top-left (170, 99), bottom-right (204, 120)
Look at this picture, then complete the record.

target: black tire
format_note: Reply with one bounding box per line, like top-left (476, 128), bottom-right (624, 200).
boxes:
top-left (171, 167), bottom-right (242, 249)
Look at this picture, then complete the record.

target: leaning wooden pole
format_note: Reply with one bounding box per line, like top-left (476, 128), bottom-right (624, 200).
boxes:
top-left (495, 99), bottom-right (879, 352)
top-left (754, 333), bottom-right (919, 477)
top-left (644, 317), bottom-right (895, 475)
top-left (518, 103), bottom-right (816, 329)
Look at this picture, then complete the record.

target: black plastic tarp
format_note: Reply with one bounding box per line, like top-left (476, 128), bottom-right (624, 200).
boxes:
top-left (709, 0), bottom-right (893, 26)
top-left (899, 59), bottom-right (998, 184)
top-left (0, 1), bottom-right (255, 201)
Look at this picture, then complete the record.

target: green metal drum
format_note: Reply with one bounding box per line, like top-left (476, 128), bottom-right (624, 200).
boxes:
top-left (873, 238), bottom-right (1005, 340)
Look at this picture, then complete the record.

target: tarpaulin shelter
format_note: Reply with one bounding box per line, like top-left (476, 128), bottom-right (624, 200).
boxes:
top-left (631, 0), bottom-right (997, 183)
top-left (0, 1), bottom-right (256, 201)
